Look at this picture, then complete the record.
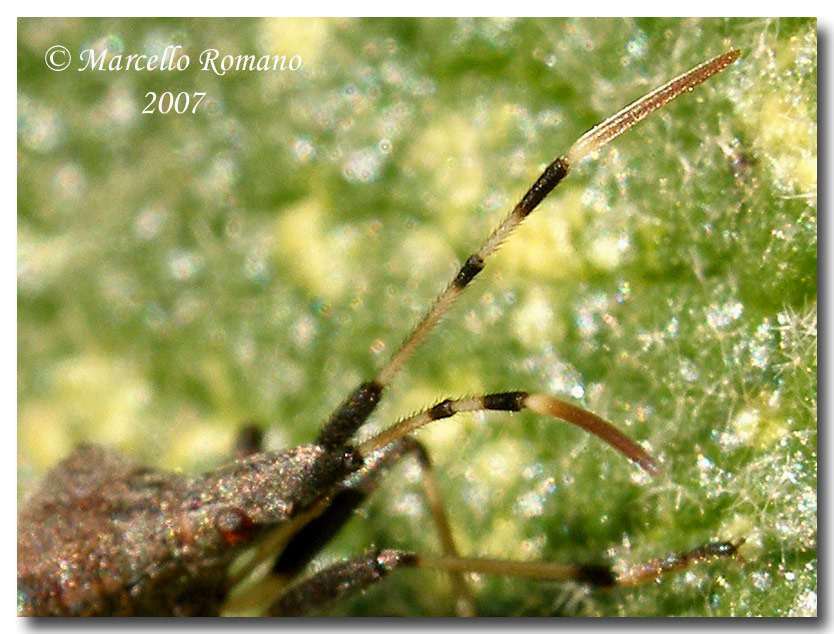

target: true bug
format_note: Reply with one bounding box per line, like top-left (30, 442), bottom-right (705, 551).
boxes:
top-left (18, 48), bottom-right (743, 617)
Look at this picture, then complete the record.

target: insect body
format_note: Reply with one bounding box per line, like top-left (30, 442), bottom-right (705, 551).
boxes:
top-left (18, 49), bottom-right (742, 617)
top-left (17, 443), bottom-right (353, 615)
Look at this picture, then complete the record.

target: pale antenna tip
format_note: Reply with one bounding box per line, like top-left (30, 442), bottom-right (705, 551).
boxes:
top-left (724, 48), bottom-right (742, 65)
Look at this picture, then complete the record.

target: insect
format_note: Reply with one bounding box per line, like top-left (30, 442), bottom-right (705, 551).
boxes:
top-left (18, 48), bottom-right (743, 617)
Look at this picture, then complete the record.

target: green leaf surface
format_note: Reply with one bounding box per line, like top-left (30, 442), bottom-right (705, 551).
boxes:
top-left (18, 17), bottom-right (816, 616)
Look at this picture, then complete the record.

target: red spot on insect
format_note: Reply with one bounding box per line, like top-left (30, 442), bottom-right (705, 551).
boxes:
top-left (215, 509), bottom-right (256, 546)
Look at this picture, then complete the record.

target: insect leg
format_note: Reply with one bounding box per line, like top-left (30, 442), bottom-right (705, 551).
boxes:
top-left (268, 540), bottom-right (743, 616)
top-left (234, 422), bottom-right (265, 458)
top-left (615, 539), bottom-right (746, 587)
top-left (268, 549), bottom-right (415, 616)
top-left (408, 539), bottom-right (744, 589)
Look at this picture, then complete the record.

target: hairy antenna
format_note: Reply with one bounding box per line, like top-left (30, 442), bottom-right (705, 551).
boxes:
top-left (319, 48), bottom-right (741, 450)
top-left (567, 49), bottom-right (741, 164)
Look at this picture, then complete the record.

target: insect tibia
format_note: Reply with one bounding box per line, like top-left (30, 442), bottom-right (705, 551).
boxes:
top-left (269, 549), bottom-right (414, 616)
top-left (616, 539), bottom-right (744, 587)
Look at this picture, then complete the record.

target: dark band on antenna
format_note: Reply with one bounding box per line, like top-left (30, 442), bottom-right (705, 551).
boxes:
top-left (428, 400), bottom-right (455, 420)
top-left (517, 157), bottom-right (569, 217)
top-left (452, 254), bottom-right (485, 289)
top-left (318, 380), bottom-right (383, 448)
top-left (482, 391), bottom-right (527, 412)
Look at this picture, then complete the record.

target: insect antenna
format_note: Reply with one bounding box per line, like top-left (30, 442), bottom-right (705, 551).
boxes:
top-left (317, 49), bottom-right (741, 450)
top-left (357, 392), bottom-right (658, 473)
top-left (377, 48), bottom-right (741, 388)
top-left (567, 49), bottom-right (741, 164)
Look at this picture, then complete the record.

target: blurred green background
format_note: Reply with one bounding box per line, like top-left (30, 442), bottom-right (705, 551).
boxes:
top-left (18, 18), bottom-right (816, 616)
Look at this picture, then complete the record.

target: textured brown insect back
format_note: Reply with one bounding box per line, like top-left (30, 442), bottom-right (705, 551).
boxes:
top-left (17, 443), bottom-right (350, 615)
top-left (18, 49), bottom-right (741, 617)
